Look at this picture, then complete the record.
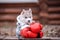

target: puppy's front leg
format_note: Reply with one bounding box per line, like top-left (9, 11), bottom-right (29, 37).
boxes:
top-left (16, 22), bottom-right (21, 39)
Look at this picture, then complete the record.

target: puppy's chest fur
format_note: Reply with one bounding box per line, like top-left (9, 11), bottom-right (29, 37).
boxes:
top-left (17, 21), bottom-right (29, 30)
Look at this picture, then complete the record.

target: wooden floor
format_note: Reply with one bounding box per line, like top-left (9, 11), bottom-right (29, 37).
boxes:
top-left (0, 35), bottom-right (18, 39)
top-left (0, 36), bottom-right (60, 40)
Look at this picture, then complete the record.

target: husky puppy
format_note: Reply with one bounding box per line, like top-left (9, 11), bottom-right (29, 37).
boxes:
top-left (16, 8), bottom-right (33, 38)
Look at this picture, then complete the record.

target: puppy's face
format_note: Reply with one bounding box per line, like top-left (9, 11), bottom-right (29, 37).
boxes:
top-left (20, 9), bottom-right (33, 25)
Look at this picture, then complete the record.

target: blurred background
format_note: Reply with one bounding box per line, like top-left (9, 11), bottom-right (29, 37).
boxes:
top-left (0, 0), bottom-right (60, 39)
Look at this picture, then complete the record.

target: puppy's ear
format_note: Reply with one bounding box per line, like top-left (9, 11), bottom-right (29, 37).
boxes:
top-left (29, 8), bottom-right (32, 13)
top-left (29, 8), bottom-right (32, 16)
top-left (23, 9), bottom-right (25, 12)
top-left (29, 8), bottom-right (32, 11)
top-left (21, 9), bottom-right (25, 15)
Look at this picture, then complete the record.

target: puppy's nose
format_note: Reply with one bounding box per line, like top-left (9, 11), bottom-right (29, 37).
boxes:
top-left (28, 20), bottom-right (30, 22)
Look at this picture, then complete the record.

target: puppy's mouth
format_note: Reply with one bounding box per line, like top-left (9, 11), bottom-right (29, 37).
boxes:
top-left (26, 22), bottom-right (30, 25)
top-left (26, 23), bottom-right (29, 25)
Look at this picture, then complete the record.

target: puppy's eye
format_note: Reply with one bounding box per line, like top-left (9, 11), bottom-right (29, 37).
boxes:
top-left (25, 17), bottom-right (27, 18)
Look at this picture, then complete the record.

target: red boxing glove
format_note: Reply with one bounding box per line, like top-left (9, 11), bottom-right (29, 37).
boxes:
top-left (20, 27), bottom-right (30, 38)
top-left (40, 31), bottom-right (43, 38)
top-left (30, 23), bottom-right (42, 33)
top-left (27, 31), bottom-right (37, 38)
top-left (40, 24), bottom-right (43, 30)
top-left (20, 27), bottom-right (37, 38)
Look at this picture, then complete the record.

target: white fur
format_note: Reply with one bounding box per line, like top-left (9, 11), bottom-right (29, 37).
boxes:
top-left (16, 8), bottom-right (33, 38)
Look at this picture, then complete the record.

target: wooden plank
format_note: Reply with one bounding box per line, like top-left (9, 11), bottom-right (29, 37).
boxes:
top-left (48, 14), bottom-right (60, 19)
top-left (33, 15), bottom-right (39, 20)
top-left (48, 13), bottom-right (60, 14)
top-left (39, 12), bottom-right (48, 17)
top-left (3, 36), bottom-right (17, 39)
top-left (0, 22), bottom-right (16, 27)
top-left (47, 0), bottom-right (60, 5)
top-left (48, 7), bottom-right (60, 12)
top-left (48, 20), bottom-right (60, 25)
top-left (0, 14), bottom-right (17, 21)
top-left (0, 8), bottom-right (39, 14)
top-left (0, 3), bottom-right (39, 7)
top-left (0, 8), bottom-right (21, 13)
